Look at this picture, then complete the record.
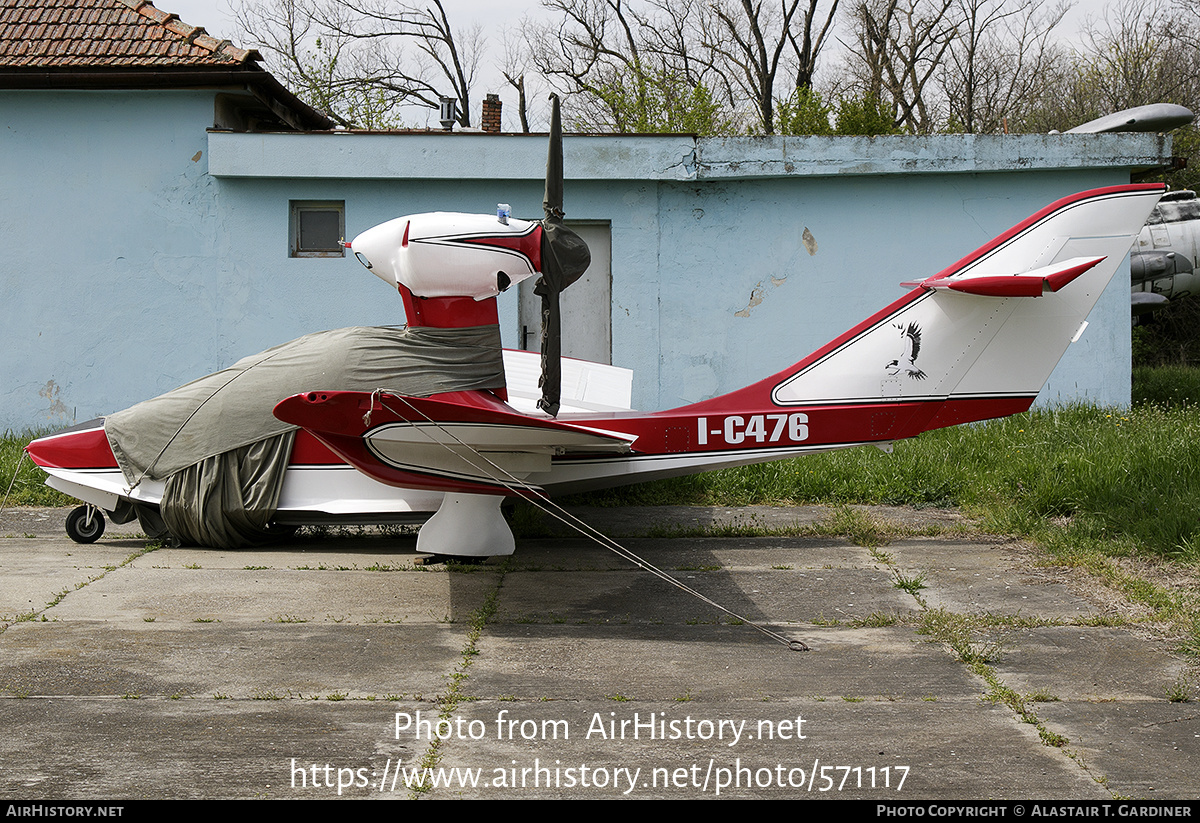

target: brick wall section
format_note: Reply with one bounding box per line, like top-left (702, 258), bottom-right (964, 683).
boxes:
top-left (482, 93), bottom-right (501, 134)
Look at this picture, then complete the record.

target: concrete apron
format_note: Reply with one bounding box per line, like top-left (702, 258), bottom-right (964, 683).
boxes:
top-left (0, 505), bottom-right (1195, 799)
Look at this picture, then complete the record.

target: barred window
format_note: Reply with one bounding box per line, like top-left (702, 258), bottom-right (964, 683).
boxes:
top-left (290, 201), bottom-right (345, 257)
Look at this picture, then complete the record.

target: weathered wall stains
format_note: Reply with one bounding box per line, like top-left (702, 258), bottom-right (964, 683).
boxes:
top-left (734, 275), bottom-right (791, 317)
top-left (802, 227), bottom-right (818, 255)
top-left (734, 283), bottom-right (766, 317)
top-left (38, 380), bottom-right (69, 421)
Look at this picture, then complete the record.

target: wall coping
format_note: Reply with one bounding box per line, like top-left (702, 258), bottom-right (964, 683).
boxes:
top-left (207, 130), bottom-right (1174, 181)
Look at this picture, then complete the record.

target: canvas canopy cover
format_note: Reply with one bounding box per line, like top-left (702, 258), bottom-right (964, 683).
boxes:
top-left (104, 325), bottom-right (505, 547)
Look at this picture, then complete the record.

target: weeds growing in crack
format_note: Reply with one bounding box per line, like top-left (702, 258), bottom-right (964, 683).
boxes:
top-left (407, 562), bottom-right (506, 798)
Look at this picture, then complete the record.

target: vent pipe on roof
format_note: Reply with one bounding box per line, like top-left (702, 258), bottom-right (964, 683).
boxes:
top-left (439, 96), bottom-right (457, 131)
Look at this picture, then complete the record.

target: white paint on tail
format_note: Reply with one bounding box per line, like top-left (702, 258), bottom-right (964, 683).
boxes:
top-left (770, 185), bottom-right (1164, 407)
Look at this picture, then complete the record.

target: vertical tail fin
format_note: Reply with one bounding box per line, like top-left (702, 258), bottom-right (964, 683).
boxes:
top-left (682, 184), bottom-right (1165, 427)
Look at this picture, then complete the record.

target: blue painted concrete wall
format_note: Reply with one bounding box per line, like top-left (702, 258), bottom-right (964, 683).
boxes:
top-left (0, 89), bottom-right (1172, 432)
top-left (1, 90), bottom-right (407, 431)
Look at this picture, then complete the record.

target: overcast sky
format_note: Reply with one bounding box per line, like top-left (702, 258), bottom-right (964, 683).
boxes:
top-left (164, 0), bottom-right (550, 44)
top-left (162, 0), bottom-right (1126, 128)
top-left (165, 0), bottom-right (1121, 48)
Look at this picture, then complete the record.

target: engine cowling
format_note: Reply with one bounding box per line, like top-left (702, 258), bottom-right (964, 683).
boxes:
top-left (349, 212), bottom-right (544, 300)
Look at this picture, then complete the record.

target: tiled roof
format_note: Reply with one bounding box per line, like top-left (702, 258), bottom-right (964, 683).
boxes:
top-left (0, 0), bottom-right (258, 68)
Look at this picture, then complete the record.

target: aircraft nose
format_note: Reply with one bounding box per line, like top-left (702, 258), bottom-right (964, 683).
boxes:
top-left (349, 220), bottom-right (407, 288)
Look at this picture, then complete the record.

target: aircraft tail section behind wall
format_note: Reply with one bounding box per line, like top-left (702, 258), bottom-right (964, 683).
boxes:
top-left (681, 184), bottom-right (1165, 430)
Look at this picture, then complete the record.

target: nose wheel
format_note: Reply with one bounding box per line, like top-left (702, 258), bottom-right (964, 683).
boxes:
top-left (65, 505), bottom-right (106, 544)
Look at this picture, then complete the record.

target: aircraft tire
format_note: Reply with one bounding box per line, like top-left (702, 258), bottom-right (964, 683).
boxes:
top-left (65, 505), bottom-right (105, 544)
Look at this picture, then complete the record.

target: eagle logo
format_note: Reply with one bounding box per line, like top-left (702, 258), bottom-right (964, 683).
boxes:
top-left (885, 322), bottom-right (927, 380)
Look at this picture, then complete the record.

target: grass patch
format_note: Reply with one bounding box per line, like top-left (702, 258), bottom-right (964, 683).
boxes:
top-left (893, 572), bottom-right (927, 595)
top-left (566, 397), bottom-right (1200, 658)
top-left (850, 611), bottom-right (904, 628)
top-left (506, 501), bottom-right (558, 539)
top-left (0, 428), bottom-right (76, 507)
top-left (1165, 676), bottom-right (1193, 703)
top-left (572, 402), bottom-right (1200, 563)
top-left (918, 608), bottom-right (1005, 666)
top-left (1132, 365), bottom-right (1200, 407)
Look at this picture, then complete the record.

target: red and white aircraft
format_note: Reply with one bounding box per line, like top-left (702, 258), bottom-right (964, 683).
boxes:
top-left (26, 181), bottom-right (1164, 556)
top-left (279, 181), bottom-right (1166, 555)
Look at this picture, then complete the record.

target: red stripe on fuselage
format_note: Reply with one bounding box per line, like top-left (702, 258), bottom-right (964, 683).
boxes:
top-left (282, 391), bottom-right (1035, 496)
top-left (561, 393), bottom-right (1034, 457)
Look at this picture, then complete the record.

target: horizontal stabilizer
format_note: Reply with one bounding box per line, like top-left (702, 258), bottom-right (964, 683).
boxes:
top-left (903, 256), bottom-right (1106, 296)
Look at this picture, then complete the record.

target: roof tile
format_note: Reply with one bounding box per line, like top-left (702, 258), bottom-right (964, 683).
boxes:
top-left (0, 0), bottom-right (259, 68)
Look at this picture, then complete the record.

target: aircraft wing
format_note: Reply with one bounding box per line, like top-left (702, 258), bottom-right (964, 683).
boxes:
top-left (274, 390), bottom-right (636, 495)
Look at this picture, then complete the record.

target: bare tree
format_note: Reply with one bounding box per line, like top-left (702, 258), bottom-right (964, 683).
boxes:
top-left (528, 0), bottom-right (665, 131)
top-left (531, 0), bottom-right (839, 134)
top-left (938, 0), bottom-right (1068, 133)
top-left (499, 27), bottom-right (535, 132)
top-left (1017, 0), bottom-right (1200, 133)
top-left (840, 0), bottom-right (958, 133)
top-left (1074, 0), bottom-right (1199, 114)
top-left (792, 0), bottom-right (842, 90)
top-left (1166, 0), bottom-right (1200, 50)
top-left (697, 0), bottom-right (839, 133)
top-left (234, 0), bottom-right (482, 128)
top-left (232, 0), bottom-right (373, 127)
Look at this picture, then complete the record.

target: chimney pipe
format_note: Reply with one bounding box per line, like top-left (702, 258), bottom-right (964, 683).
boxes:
top-left (482, 93), bottom-right (502, 134)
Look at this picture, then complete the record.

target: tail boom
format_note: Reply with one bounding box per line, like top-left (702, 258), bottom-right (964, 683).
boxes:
top-left (535, 185), bottom-right (1166, 492)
